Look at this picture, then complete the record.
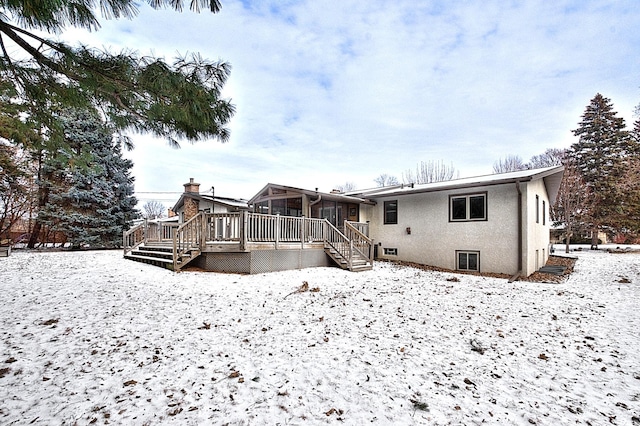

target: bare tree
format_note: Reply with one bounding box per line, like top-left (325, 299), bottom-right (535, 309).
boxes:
top-left (142, 201), bottom-right (166, 219)
top-left (402, 160), bottom-right (459, 184)
top-left (493, 155), bottom-right (528, 173)
top-left (333, 182), bottom-right (357, 193)
top-left (553, 161), bottom-right (591, 253)
top-left (374, 174), bottom-right (399, 187)
top-left (0, 143), bottom-right (33, 242)
top-left (529, 148), bottom-right (566, 168)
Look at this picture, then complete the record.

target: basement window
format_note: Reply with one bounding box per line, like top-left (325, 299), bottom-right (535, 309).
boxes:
top-left (384, 248), bottom-right (398, 256)
top-left (457, 251), bottom-right (480, 272)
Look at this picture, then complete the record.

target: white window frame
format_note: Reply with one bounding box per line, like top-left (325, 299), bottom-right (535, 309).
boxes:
top-left (384, 248), bottom-right (398, 256)
top-left (384, 200), bottom-right (398, 225)
top-left (449, 193), bottom-right (487, 222)
top-left (456, 250), bottom-right (480, 272)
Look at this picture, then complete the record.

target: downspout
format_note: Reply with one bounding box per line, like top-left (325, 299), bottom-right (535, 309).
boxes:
top-left (309, 193), bottom-right (322, 217)
top-left (509, 180), bottom-right (523, 283)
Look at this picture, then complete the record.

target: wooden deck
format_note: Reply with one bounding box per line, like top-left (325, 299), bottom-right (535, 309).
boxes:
top-left (123, 212), bottom-right (372, 273)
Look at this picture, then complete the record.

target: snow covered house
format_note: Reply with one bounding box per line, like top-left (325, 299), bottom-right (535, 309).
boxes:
top-left (350, 166), bottom-right (564, 277)
top-left (124, 167), bottom-right (563, 278)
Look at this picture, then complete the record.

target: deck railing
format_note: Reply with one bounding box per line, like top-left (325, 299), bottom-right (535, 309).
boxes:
top-left (205, 213), bottom-right (242, 241)
top-left (347, 221), bottom-right (369, 237)
top-left (125, 212), bottom-right (372, 271)
top-left (324, 222), bottom-right (353, 269)
top-left (323, 221), bottom-right (373, 269)
top-left (345, 221), bottom-right (373, 263)
top-left (147, 221), bottom-right (179, 242)
top-left (123, 222), bottom-right (145, 254)
top-left (173, 213), bottom-right (203, 270)
top-left (243, 213), bottom-right (327, 247)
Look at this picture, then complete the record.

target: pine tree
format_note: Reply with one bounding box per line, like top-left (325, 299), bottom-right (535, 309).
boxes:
top-left (38, 109), bottom-right (138, 248)
top-left (570, 93), bottom-right (631, 248)
top-left (615, 116), bottom-right (640, 239)
top-left (0, 1), bottom-right (232, 150)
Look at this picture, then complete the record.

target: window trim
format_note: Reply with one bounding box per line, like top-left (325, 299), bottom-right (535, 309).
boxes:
top-left (383, 247), bottom-right (398, 256)
top-left (384, 200), bottom-right (398, 224)
top-left (449, 192), bottom-right (488, 222)
top-left (456, 250), bottom-right (480, 272)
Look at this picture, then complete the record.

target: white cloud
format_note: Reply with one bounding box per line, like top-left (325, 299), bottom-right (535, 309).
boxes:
top-left (59, 0), bottom-right (640, 200)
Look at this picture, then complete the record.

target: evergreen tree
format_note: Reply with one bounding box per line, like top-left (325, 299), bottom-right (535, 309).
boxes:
top-left (0, 1), bottom-right (233, 151)
top-left (569, 93), bottom-right (631, 247)
top-left (38, 109), bottom-right (138, 248)
top-left (615, 116), bottom-right (640, 239)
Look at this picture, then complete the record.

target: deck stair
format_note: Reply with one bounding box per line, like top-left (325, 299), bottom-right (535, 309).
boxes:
top-left (323, 220), bottom-right (373, 272)
top-left (124, 243), bottom-right (201, 271)
top-left (324, 247), bottom-right (372, 272)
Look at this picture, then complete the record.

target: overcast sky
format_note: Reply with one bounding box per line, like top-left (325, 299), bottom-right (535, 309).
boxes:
top-left (61, 0), bottom-right (640, 207)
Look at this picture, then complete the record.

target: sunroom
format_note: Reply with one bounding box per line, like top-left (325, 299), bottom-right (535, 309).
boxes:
top-left (249, 183), bottom-right (375, 230)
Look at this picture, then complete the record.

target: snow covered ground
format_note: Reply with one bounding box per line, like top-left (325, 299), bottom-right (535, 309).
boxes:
top-left (0, 247), bottom-right (639, 425)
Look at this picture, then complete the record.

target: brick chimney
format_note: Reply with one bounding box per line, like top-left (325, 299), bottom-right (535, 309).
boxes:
top-left (183, 177), bottom-right (200, 194)
top-left (182, 178), bottom-right (200, 221)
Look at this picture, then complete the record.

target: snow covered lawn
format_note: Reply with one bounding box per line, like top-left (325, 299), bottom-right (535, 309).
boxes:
top-left (0, 248), bottom-right (639, 425)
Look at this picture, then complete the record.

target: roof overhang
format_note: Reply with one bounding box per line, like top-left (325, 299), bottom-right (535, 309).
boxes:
top-left (351, 166), bottom-right (565, 199)
top-left (248, 183), bottom-right (376, 205)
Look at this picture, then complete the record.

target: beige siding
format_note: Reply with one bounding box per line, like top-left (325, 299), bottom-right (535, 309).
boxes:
top-left (367, 184), bottom-right (521, 275)
top-left (522, 179), bottom-right (551, 276)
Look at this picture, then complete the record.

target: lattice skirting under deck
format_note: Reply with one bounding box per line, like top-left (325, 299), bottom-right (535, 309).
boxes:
top-left (195, 248), bottom-right (331, 274)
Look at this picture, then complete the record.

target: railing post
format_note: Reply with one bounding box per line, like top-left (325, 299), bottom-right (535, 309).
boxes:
top-left (349, 240), bottom-right (354, 270)
top-left (241, 211), bottom-right (248, 251)
top-left (172, 231), bottom-right (178, 271)
top-left (275, 214), bottom-right (280, 250)
top-left (301, 217), bottom-right (306, 249)
top-left (200, 213), bottom-right (206, 250)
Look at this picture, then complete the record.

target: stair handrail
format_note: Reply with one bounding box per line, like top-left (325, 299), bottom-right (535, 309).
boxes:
top-left (344, 221), bottom-right (373, 264)
top-left (123, 221), bottom-right (146, 256)
top-left (173, 213), bottom-right (203, 271)
top-left (323, 219), bottom-right (353, 269)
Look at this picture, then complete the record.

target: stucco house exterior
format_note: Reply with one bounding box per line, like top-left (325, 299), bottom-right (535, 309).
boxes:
top-left (350, 166), bottom-right (564, 277)
top-left (124, 166), bottom-right (563, 277)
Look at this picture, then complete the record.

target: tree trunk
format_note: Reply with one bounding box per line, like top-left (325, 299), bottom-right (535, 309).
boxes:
top-left (27, 152), bottom-right (49, 249)
top-left (565, 230), bottom-right (571, 254)
top-left (590, 228), bottom-right (599, 250)
top-left (27, 188), bottom-right (48, 248)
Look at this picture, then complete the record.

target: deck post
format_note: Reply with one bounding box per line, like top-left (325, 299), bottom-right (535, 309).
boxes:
top-left (275, 214), bottom-right (280, 250)
top-left (172, 234), bottom-right (178, 271)
top-left (200, 213), bottom-right (206, 251)
top-left (349, 239), bottom-right (354, 270)
top-left (240, 211), bottom-right (248, 251)
top-left (301, 216), bottom-right (305, 249)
